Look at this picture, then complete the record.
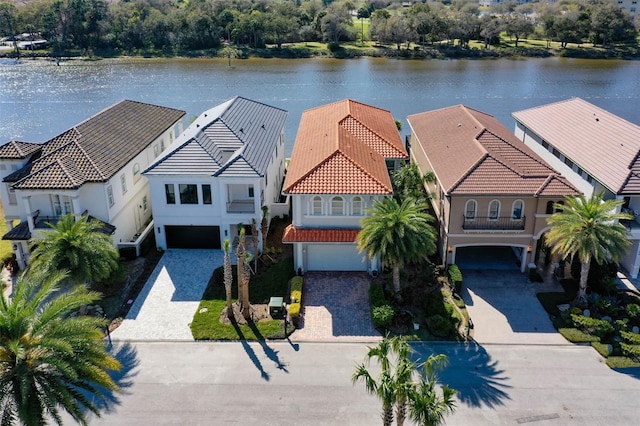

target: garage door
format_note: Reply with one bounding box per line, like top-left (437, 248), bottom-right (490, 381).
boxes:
top-left (306, 244), bottom-right (368, 271)
top-left (165, 226), bottom-right (221, 249)
top-left (455, 246), bottom-right (520, 271)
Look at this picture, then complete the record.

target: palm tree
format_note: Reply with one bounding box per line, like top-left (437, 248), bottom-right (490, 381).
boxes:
top-left (407, 354), bottom-right (457, 426)
top-left (0, 270), bottom-right (121, 426)
top-left (546, 192), bottom-right (631, 303)
top-left (223, 239), bottom-right (233, 319)
top-left (251, 218), bottom-right (259, 272)
top-left (352, 336), bottom-right (456, 426)
top-left (28, 214), bottom-right (120, 286)
top-left (236, 226), bottom-right (246, 307)
top-left (358, 198), bottom-right (437, 298)
top-left (260, 205), bottom-right (270, 255)
top-left (391, 163), bottom-right (435, 203)
top-left (241, 252), bottom-right (253, 320)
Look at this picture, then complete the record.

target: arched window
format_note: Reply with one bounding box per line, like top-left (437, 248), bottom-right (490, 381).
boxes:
top-left (352, 196), bottom-right (363, 216)
top-left (132, 163), bottom-right (141, 183)
top-left (331, 196), bottom-right (344, 215)
top-left (488, 200), bottom-right (500, 220)
top-left (465, 200), bottom-right (477, 220)
top-left (312, 196), bottom-right (323, 215)
top-left (546, 200), bottom-right (554, 214)
top-left (555, 200), bottom-right (564, 213)
top-left (512, 200), bottom-right (524, 220)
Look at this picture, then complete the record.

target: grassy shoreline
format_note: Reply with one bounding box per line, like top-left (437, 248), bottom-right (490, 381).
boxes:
top-left (2, 39), bottom-right (638, 62)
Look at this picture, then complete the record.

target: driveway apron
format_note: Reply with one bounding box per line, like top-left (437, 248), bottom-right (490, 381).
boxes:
top-left (461, 269), bottom-right (567, 345)
top-left (292, 272), bottom-right (381, 342)
top-left (111, 249), bottom-right (223, 341)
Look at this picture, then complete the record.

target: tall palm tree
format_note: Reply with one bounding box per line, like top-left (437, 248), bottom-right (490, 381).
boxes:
top-left (28, 214), bottom-right (120, 286)
top-left (241, 252), bottom-right (253, 320)
top-left (407, 354), bottom-right (457, 426)
top-left (358, 198), bottom-right (437, 298)
top-left (223, 239), bottom-right (233, 319)
top-left (251, 218), bottom-right (259, 272)
top-left (546, 192), bottom-right (631, 303)
top-left (236, 226), bottom-right (246, 307)
top-left (0, 270), bottom-right (121, 426)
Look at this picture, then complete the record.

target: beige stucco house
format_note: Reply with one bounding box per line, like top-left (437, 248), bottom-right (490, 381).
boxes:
top-left (407, 105), bottom-right (578, 272)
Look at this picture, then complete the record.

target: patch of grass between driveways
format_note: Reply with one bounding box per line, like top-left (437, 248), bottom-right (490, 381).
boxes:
top-left (191, 258), bottom-right (295, 340)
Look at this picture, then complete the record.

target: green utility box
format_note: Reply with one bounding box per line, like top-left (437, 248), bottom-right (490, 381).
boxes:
top-left (269, 297), bottom-right (285, 319)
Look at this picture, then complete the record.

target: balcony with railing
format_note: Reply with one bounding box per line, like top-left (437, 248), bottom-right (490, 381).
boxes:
top-left (463, 215), bottom-right (526, 231)
top-left (226, 200), bottom-right (256, 213)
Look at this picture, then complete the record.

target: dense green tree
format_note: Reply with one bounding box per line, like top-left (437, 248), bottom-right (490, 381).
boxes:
top-left (320, 2), bottom-right (353, 44)
top-left (502, 13), bottom-right (534, 47)
top-left (0, 270), bottom-right (121, 426)
top-left (391, 163), bottom-right (434, 203)
top-left (546, 193), bottom-right (631, 303)
top-left (589, 1), bottom-right (635, 47)
top-left (479, 14), bottom-right (502, 48)
top-left (28, 214), bottom-right (120, 286)
top-left (358, 198), bottom-right (437, 298)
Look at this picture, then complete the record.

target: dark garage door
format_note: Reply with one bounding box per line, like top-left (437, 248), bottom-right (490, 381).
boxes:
top-left (165, 226), bottom-right (221, 249)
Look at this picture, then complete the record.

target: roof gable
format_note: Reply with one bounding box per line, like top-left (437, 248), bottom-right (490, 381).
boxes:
top-left (512, 97), bottom-right (640, 194)
top-left (408, 104), bottom-right (578, 197)
top-left (145, 97), bottom-right (287, 177)
top-left (0, 140), bottom-right (42, 159)
top-left (283, 99), bottom-right (405, 195)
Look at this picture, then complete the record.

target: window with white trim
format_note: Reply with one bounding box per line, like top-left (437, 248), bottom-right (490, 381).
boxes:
top-left (6, 184), bottom-right (17, 205)
top-left (312, 196), bottom-right (322, 215)
top-left (465, 200), bottom-right (477, 219)
top-left (107, 185), bottom-right (114, 207)
top-left (133, 163), bottom-right (141, 183)
top-left (331, 196), bottom-right (344, 215)
top-left (352, 196), bottom-right (363, 216)
top-left (488, 200), bottom-right (500, 220)
top-left (143, 195), bottom-right (148, 211)
top-left (511, 200), bottom-right (524, 220)
top-left (120, 174), bottom-right (127, 194)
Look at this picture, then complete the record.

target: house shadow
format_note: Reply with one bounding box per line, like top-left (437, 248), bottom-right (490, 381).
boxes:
top-left (124, 249), bottom-right (224, 319)
top-left (412, 341), bottom-right (511, 408)
top-left (612, 367), bottom-right (640, 380)
top-left (80, 342), bottom-right (139, 416)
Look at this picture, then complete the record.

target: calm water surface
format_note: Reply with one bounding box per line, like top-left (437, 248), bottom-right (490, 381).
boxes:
top-left (1, 57), bottom-right (639, 155)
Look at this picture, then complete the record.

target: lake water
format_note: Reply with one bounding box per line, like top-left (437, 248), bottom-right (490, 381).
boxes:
top-left (1, 57), bottom-right (639, 155)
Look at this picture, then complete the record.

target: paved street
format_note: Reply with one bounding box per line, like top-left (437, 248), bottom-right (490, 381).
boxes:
top-left (68, 341), bottom-right (639, 425)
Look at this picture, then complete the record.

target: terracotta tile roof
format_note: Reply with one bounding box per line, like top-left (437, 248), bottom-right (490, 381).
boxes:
top-left (512, 98), bottom-right (640, 195)
top-left (0, 140), bottom-right (42, 159)
top-left (3, 100), bottom-right (185, 190)
top-left (408, 105), bottom-right (578, 197)
top-left (283, 99), bottom-right (406, 195)
top-left (282, 224), bottom-right (360, 243)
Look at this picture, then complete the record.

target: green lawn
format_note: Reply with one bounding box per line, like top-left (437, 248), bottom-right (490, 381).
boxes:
top-left (190, 257), bottom-right (295, 340)
top-left (0, 202), bottom-right (14, 262)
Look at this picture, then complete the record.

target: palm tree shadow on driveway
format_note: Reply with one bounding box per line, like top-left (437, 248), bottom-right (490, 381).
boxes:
top-left (412, 341), bottom-right (511, 408)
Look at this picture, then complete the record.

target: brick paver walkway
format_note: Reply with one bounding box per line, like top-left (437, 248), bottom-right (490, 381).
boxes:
top-left (291, 272), bottom-right (382, 342)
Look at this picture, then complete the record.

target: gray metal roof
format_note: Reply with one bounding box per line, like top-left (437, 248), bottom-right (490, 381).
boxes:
top-left (144, 97), bottom-right (288, 178)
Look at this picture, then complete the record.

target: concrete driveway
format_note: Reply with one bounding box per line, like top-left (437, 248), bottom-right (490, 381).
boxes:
top-left (111, 249), bottom-right (224, 341)
top-left (461, 269), bottom-right (567, 345)
top-left (291, 272), bottom-right (381, 342)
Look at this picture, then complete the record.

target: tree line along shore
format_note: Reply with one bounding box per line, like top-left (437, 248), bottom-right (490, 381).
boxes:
top-left (0, 0), bottom-right (638, 60)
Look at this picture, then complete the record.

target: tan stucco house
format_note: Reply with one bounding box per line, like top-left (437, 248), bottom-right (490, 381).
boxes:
top-left (407, 105), bottom-right (578, 272)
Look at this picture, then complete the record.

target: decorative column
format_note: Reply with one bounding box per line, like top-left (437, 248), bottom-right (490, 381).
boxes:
top-left (72, 196), bottom-right (82, 220)
top-left (23, 196), bottom-right (34, 231)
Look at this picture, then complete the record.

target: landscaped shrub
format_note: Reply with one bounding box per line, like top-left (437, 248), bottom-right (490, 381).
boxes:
top-left (626, 303), bottom-right (640, 322)
top-left (426, 314), bottom-right (452, 338)
top-left (621, 330), bottom-right (640, 345)
top-left (570, 258), bottom-right (618, 295)
top-left (591, 295), bottom-right (621, 317)
top-left (448, 264), bottom-right (463, 293)
top-left (424, 290), bottom-right (448, 317)
top-left (570, 314), bottom-right (615, 338)
top-left (369, 281), bottom-right (387, 308)
top-left (290, 276), bottom-right (303, 303)
top-left (620, 343), bottom-right (640, 361)
top-left (289, 302), bottom-right (301, 321)
top-left (372, 305), bottom-right (395, 328)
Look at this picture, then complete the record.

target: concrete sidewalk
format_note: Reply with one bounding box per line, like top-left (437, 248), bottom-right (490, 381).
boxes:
top-left (111, 249), bottom-right (223, 341)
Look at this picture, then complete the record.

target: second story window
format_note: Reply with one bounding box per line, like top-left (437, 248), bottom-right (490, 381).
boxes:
top-left (202, 184), bottom-right (212, 205)
top-left (107, 185), bottom-right (114, 207)
top-left (143, 195), bottom-right (148, 211)
top-left (120, 174), bottom-right (127, 195)
top-left (248, 186), bottom-right (254, 198)
top-left (465, 200), bottom-right (477, 220)
top-left (165, 184), bottom-right (175, 204)
top-left (179, 184), bottom-right (198, 204)
top-left (6, 184), bottom-right (17, 205)
top-left (352, 196), bottom-right (363, 216)
top-left (133, 163), bottom-right (141, 183)
top-left (488, 200), bottom-right (500, 220)
top-left (331, 196), bottom-right (344, 215)
top-left (312, 196), bottom-right (322, 215)
top-left (512, 200), bottom-right (524, 220)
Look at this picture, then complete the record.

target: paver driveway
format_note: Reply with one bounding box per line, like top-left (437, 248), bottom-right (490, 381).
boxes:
top-left (111, 249), bottom-right (224, 341)
top-left (461, 269), bottom-right (567, 345)
top-left (291, 272), bottom-right (381, 342)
